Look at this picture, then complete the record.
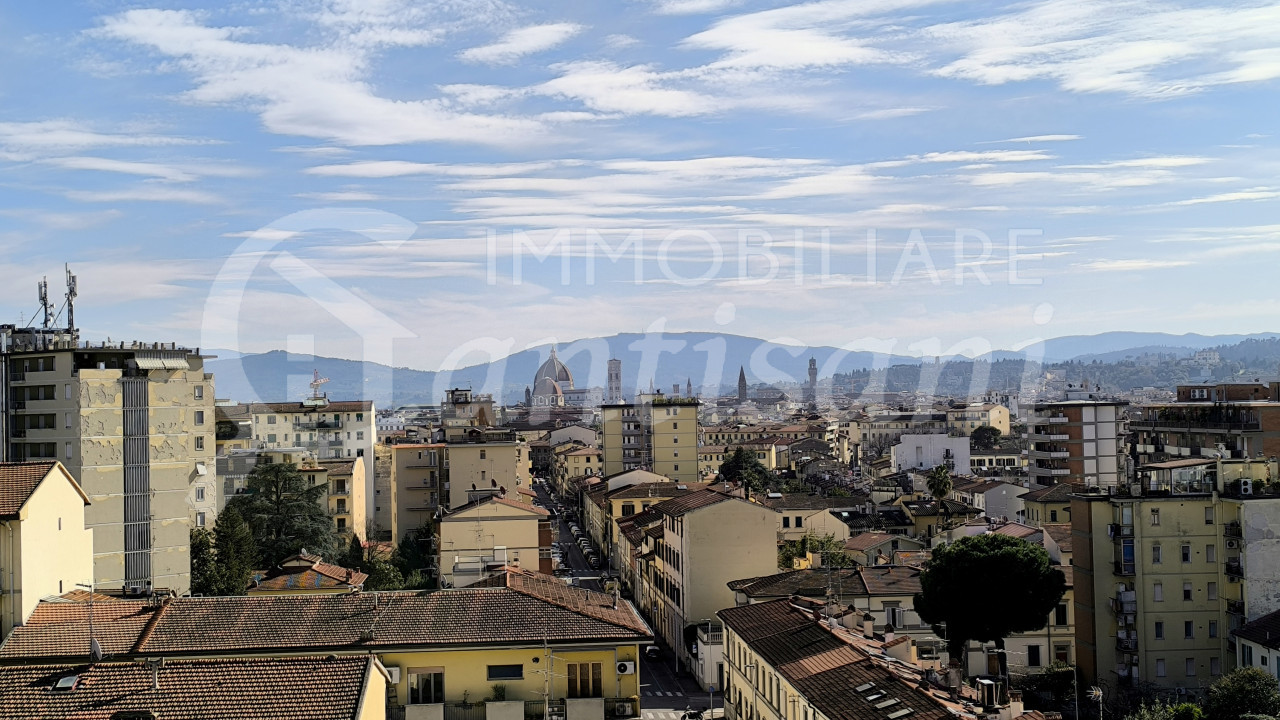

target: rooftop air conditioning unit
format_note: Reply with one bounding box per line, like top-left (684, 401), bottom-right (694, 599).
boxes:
top-left (615, 702), bottom-right (634, 716)
top-left (617, 661), bottom-right (636, 675)
top-left (384, 666), bottom-right (401, 684)
top-left (1241, 479), bottom-right (1254, 496)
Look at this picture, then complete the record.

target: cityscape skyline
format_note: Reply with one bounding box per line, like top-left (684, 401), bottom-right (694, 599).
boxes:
top-left (2, 1), bottom-right (1279, 370)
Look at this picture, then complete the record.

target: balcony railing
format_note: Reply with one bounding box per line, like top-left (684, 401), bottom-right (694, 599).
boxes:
top-left (296, 419), bottom-right (343, 430)
top-left (8, 399), bottom-right (25, 410)
top-left (1109, 524), bottom-right (1134, 539)
top-left (9, 371), bottom-right (24, 382)
top-left (1047, 416), bottom-right (1069, 424)
top-left (1130, 418), bottom-right (1261, 432)
top-left (1227, 599), bottom-right (1245, 615)
top-left (1224, 522), bottom-right (1243, 539)
top-left (1116, 638), bottom-right (1138, 652)
top-left (1226, 559), bottom-right (1244, 578)
top-left (9, 428), bottom-right (25, 438)
top-left (1114, 561), bottom-right (1136, 576)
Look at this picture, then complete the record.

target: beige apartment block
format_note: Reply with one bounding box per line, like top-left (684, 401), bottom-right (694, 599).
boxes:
top-left (946, 403), bottom-right (1011, 436)
top-left (391, 443), bottom-right (444, 541)
top-left (437, 496), bottom-right (552, 588)
top-left (443, 440), bottom-right (530, 510)
top-left (0, 461), bottom-right (93, 636)
top-left (602, 394), bottom-right (700, 484)
top-left (3, 332), bottom-right (214, 595)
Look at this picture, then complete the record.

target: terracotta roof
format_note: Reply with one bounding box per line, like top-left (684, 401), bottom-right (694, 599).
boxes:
top-left (651, 489), bottom-right (737, 517)
top-left (991, 522), bottom-right (1041, 539)
top-left (444, 495), bottom-right (550, 517)
top-left (718, 601), bottom-right (951, 720)
top-left (1042, 523), bottom-right (1073, 553)
top-left (315, 459), bottom-right (355, 476)
top-left (2, 572), bottom-right (651, 663)
top-left (728, 569), bottom-right (867, 599)
top-left (1233, 608), bottom-right (1280, 650)
top-left (0, 600), bottom-right (158, 660)
top-left (756, 493), bottom-right (866, 511)
top-left (609, 482), bottom-right (705, 500)
top-left (843, 532), bottom-right (906, 552)
top-left (857, 566), bottom-right (922, 596)
top-left (1022, 483), bottom-right (1073, 503)
top-left (250, 555), bottom-right (368, 592)
top-left (0, 656), bottom-right (377, 720)
top-left (0, 462), bottom-right (86, 519)
top-left (900, 498), bottom-right (979, 517)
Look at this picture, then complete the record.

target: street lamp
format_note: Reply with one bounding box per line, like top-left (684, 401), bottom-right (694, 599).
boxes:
top-left (1087, 686), bottom-right (1103, 719)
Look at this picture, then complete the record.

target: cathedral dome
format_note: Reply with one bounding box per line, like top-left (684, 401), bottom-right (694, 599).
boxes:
top-left (533, 347), bottom-right (574, 388)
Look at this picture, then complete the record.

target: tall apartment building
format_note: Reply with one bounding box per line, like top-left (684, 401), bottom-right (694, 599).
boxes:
top-left (601, 393), bottom-right (700, 484)
top-left (1072, 458), bottom-right (1280, 699)
top-left (2, 326), bottom-right (214, 594)
top-left (390, 428), bottom-right (531, 542)
top-left (1130, 382), bottom-right (1280, 466)
top-left (245, 400), bottom-right (375, 525)
top-left (1028, 396), bottom-right (1127, 488)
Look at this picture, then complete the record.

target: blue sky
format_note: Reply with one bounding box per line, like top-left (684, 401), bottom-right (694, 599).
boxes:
top-left (2, 0), bottom-right (1279, 371)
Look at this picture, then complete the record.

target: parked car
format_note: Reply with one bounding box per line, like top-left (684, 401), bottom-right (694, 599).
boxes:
top-left (644, 646), bottom-right (661, 660)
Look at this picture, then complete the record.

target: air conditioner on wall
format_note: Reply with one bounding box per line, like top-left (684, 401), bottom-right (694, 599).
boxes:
top-left (617, 661), bottom-right (636, 675)
top-left (615, 702), bottom-right (634, 716)
top-left (1227, 539), bottom-right (1240, 549)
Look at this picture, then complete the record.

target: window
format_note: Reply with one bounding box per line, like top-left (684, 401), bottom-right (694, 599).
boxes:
top-left (1211, 657), bottom-right (1221, 676)
top-left (1028, 645), bottom-right (1042, 667)
top-left (795, 516), bottom-right (804, 529)
top-left (1207, 544), bottom-right (1217, 562)
top-left (1055, 604), bottom-right (1068, 626)
top-left (1155, 622), bottom-right (1164, 639)
top-left (486, 664), bottom-right (524, 681)
top-left (1050, 510), bottom-right (1058, 522)
top-left (64, 384), bottom-right (71, 400)
top-left (1208, 582), bottom-right (1218, 600)
top-left (567, 663), bottom-right (602, 698)
top-left (196, 487), bottom-right (205, 502)
top-left (1182, 544), bottom-right (1191, 563)
top-left (1183, 582), bottom-right (1192, 601)
top-left (195, 410), bottom-right (205, 425)
top-left (65, 442), bottom-right (72, 459)
top-left (196, 512), bottom-right (206, 527)
top-left (782, 517), bottom-right (791, 528)
top-left (64, 412), bottom-right (71, 429)
top-left (356, 412), bottom-right (364, 421)
top-left (408, 671), bottom-right (444, 705)
top-left (1154, 582), bottom-right (1164, 602)
top-left (673, 423), bottom-right (678, 429)
top-left (1151, 508), bottom-right (1160, 525)
top-left (673, 464), bottom-right (679, 472)
top-left (194, 385), bottom-right (204, 399)
top-left (1152, 545), bottom-right (1162, 564)
top-left (1209, 621), bottom-right (1218, 638)
top-left (267, 434), bottom-right (277, 444)
top-left (1186, 658), bottom-right (1196, 677)
top-left (268, 415), bottom-right (277, 425)
top-left (1156, 659), bottom-right (1166, 677)
top-left (195, 436), bottom-right (205, 451)
top-left (1205, 507), bottom-right (1214, 525)
top-left (1185, 621), bottom-right (1194, 639)
top-left (480, 449), bottom-right (486, 459)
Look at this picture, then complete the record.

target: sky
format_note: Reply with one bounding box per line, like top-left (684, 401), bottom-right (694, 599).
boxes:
top-left (2, 0), bottom-right (1279, 372)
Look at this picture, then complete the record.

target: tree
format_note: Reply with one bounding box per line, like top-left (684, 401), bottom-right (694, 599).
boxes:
top-left (1124, 703), bottom-right (1204, 720)
top-left (210, 504), bottom-right (259, 596)
top-left (778, 533), bottom-right (855, 570)
top-left (971, 425), bottom-right (1002, 452)
top-left (364, 558), bottom-right (406, 591)
top-left (190, 527), bottom-right (218, 596)
top-left (914, 533), bottom-right (1066, 673)
top-left (226, 462), bottom-right (339, 568)
top-left (190, 506), bottom-right (259, 596)
top-left (1205, 667), bottom-right (1280, 720)
top-left (926, 464), bottom-right (954, 502)
top-left (719, 447), bottom-right (770, 492)
top-left (342, 533), bottom-right (365, 571)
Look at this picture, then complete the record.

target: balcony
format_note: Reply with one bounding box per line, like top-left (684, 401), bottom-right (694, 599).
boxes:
top-left (1116, 637), bottom-right (1138, 652)
top-left (9, 371), bottom-right (24, 382)
top-left (9, 428), bottom-right (24, 438)
top-left (1224, 522), bottom-right (1243, 539)
top-left (1129, 418), bottom-right (1261, 433)
top-left (1227, 599), bottom-right (1245, 615)
top-left (1109, 524), bottom-right (1134, 539)
top-left (1226, 559), bottom-right (1244, 578)
top-left (1114, 561), bottom-right (1136, 576)
top-left (330, 487), bottom-right (350, 496)
top-left (1047, 415), bottom-right (1069, 424)
top-left (296, 419), bottom-right (343, 430)
top-left (8, 399), bottom-right (25, 411)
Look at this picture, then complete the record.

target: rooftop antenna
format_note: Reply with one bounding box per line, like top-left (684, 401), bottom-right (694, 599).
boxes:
top-left (38, 277), bottom-right (52, 330)
top-left (75, 581), bottom-right (103, 662)
top-left (64, 264), bottom-right (78, 334)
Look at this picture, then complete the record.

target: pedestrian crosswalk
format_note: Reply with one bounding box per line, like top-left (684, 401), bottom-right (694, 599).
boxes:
top-left (641, 691), bottom-right (684, 697)
top-left (642, 711), bottom-right (684, 720)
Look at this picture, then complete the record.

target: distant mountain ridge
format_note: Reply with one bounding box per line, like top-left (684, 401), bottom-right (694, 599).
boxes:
top-left (205, 330), bottom-right (1280, 407)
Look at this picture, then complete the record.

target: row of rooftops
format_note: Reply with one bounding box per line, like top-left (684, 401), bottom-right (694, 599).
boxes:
top-left (0, 570), bottom-right (651, 664)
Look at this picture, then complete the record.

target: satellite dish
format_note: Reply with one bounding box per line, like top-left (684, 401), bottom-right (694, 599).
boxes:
top-left (90, 637), bottom-right (103, 662)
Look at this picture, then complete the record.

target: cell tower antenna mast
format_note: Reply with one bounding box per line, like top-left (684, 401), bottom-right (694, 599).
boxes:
top-left (65, 264), bottom-right (78, 333)
top-left (304, 369), bottom-right (331, 406)
top-left (38, 277), bottom-right (51, 329)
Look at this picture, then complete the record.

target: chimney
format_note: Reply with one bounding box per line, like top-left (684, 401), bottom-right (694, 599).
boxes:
top-left (862, 612), bottom-right (875, 638)
top-left (883, 624), bottom-right (895, 644)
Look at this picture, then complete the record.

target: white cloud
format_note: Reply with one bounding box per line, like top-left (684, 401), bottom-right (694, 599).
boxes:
top-left (1169, 187), bottom-right (1280, 206)
top-left (459, 23), bottom-right (583, 65)
top-left (306, 160), bottom-right (569, 178)
top-left (984, 134), bottom-right (1083, 143)
top-left (651, 0), bottom-right (746, 14)
top-left (0, 120), bottom-right (209, 155)
top-left (64, 186), bottom-right (222, 204)
top-left (1074, 258), bottom-right (1194, 272)
top-left (537, 61), bottom-right (717, 116)
top-left (94, 9), bottom-right (546, 147)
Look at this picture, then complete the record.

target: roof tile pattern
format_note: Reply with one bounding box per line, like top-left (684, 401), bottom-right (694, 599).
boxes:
top-left (0, 656), bottom-right (373, 720)
top-left (0, 601), bottom-right (157, 659)
top-left (0, 462), bottom-right (59, 518)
